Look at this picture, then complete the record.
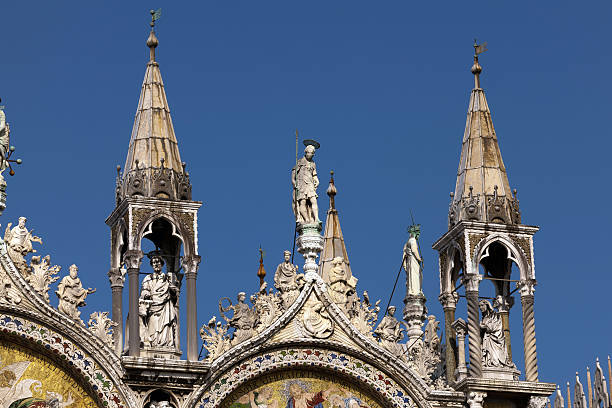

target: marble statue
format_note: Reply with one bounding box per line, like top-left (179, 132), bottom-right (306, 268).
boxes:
top-left (0, 107), bottom-right (10, 175)
top-left (139, 255), bottom-right (179, 348)
top-left (326, 257), bottom-right (357, 312)
top-left (403, 225), bottom-right (423, 296)
top-left (302, 299), bottom-right (333, 338)
top-left (374, 306), bottom-right (404, 357)
top-left (220, 292), bottom-right (258, 345)
top-left (292, 144), bottom-right (320, 224)
top-left (274, 250), bottom-right (304, 308)
top-left (4, 217), bottom-right (42, 275)
top-left (479, 299), bottom-right (513, 368)
top-left (56, 264), bottom-right (96, 320)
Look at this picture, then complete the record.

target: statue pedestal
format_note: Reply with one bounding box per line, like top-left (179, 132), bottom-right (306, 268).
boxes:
top-left (482, 366), bottom-right (521, 380)
top-left (403, 293), bottom-right (427, 341)
top-left (296, 222), bottom-right (323, 279)
top-left (141, 346), bottom-right (182, 360)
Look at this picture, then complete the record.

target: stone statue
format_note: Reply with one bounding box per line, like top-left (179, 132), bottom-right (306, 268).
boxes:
top-left (4, 217), bottom-right (42, 275)
top-left (274, 250), bottom-right (304, 308)
top-left (56, 264), bottom-right (96, 320)
top-left (292, 144), bottom-right (320, 224)
top-left (301, 298), bottom-right (333, 338)
top-left (0, 106), bottom-right (10, 176)
top-left (326, 257), bottom-right (357, 312)
top-left (139, 255), bottom-right (179, 348)
top-left (403, 225), bottom-right (423, 296)
top-left (374, 306), bottom-right (404, 357)
top-left (220, 292), bottom-right (258, 345)
top-left (479, 299), bottom-right (514, 368)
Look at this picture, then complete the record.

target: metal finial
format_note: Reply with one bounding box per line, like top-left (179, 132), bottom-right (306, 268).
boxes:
top-left (146, 9), bottom-right (161, 62)
top-left (471, 39), bottom-right (487, 88)
top-left (327, 170), bottom-right (337, 210)
top-left (257, 246), bottom-right (266, 288)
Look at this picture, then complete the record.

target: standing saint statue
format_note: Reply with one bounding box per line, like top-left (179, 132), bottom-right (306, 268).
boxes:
top-left (479, 299), bottom-right (515, 368)
top-left (139, 255), bottom-right (179, 348)
top-left (292, 141), bottom-right (320, 225)
top-left (56, 264), bottom-right (96, 320)
top-left (274, 250), bottom-right (303, 308)
top-left (403, 224), bottom-right (423, 296)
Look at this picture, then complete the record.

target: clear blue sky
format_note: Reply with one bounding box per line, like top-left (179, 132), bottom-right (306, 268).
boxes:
top-left (1, 0), bottom-right (610, 392)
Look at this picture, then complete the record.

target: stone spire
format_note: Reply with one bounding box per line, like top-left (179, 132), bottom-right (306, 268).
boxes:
top-left (117, 12), bottom-right (191, 203)
top-left (319, 171), bottom-right (353, 283)
top-left (448, 42), bottom-right (520, 227)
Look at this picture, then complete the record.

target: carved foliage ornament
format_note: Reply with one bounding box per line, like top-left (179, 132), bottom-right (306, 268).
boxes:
top-left (88, 311), bottom-right (117, 348)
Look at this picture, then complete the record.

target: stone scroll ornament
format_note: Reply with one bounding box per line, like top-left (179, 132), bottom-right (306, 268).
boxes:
top-left (292, 139), bottom-right (321, 225)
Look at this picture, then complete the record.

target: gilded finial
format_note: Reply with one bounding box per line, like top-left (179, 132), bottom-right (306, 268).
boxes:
top-left (147, 9), bottom-right (161, 62)
top-left (471, 39), bottom-right (487, 88)
top-left (257, 246), bottom-right (266, 288)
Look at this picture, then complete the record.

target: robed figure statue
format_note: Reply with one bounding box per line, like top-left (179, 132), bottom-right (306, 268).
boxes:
top-left (139, 255), bottom-right (179, 348)
top-left (403, 224), bottom-right (423, 296)
top-left (292, 142), bottom-right (320, 225)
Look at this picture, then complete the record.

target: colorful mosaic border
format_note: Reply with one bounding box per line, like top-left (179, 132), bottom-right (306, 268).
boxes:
top-left (0, 313), bottom-right (127, 408)
top-left (196, 347), bottom-right (419, 408)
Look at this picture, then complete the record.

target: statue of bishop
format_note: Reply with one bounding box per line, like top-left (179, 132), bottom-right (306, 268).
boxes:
top-left (292, 142), bottom-right (320, 225)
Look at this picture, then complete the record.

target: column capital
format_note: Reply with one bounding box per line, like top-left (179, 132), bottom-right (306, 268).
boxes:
top-left (123, 250), bottom-right (143, 270)
top-left (183, 255), bottom-right (201, 277)
top-left (108, 267), bottom-right (126, 288)
top-left (467, 392), bottom-right (487, 408)
top-left (439, 291), bottom-right (459, 309)
top-left (518, 279), bottom-right (537, 297)
top-left (451, 318), bottom-right (467, 337)
top-left (494, 295), bottom-right (515, 312)
top-left (463, 273), bottom-right (482, 292)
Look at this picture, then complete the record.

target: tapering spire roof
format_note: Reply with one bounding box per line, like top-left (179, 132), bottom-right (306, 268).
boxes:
top-left (319, 172), bottom-right (353, 282)
top-left (117, 14), bottom-right (191, 202)
top-left (448, 43), bottom-right (520, 227)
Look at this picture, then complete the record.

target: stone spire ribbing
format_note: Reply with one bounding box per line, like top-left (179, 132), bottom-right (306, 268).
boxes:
top-left (448, 49), bottom-right (520, 227)
top-left (319, 172), bottom-right (353, 283)
top-left (117, 22), bottom-right (191, 202)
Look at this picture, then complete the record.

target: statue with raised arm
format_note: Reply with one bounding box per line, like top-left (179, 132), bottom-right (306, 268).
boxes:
top-left (139, 255), bottom-right (179, 348)
top-left (479, 299), bottom-right (515, 368)
top-left (219, 292), bottom-right (258, 345)
top-left (4, 217), bottom-right (42, 275)
top-left (403, 224), bottom-right (423, 296)
top-left (56, 264), bottom-right (96, 320)
top-left (292, 141), bottom-right (320, 224)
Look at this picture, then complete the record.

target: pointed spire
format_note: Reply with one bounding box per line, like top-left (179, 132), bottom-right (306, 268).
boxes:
top-left (448, 41), bottom-right (520, 227)
top-left (319, 172), bottom-right (353, 283)
top-left (118, 11), bottom-right (191, 202)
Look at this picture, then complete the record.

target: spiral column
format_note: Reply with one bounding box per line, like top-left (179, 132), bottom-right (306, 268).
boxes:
top-left (519, 279), bottom-right (538, 381)
top-left (439, 292), bottom-right (458, 382)
top-left (465, 274), bottom-right (482, 378)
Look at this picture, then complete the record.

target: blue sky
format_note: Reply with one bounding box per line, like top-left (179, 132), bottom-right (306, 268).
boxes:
top-left (1, 0), bottom-right (610, 392)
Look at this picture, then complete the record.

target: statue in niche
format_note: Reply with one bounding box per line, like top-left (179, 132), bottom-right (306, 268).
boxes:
top-left (220, 292), bottom-right (258, 345)
top-left (403, 224), bottom-right (423, 296)
top-left (274, 250), bottom-right (304, 308)
top-left (139, 255), bottom-right (179, 348)
top-left (326, 257), bottom-right (357, 312)
top-left (479, 299), bottom-right (514, 368)
top-left (56, 264), bottom-right (96, 320)
top-left (292, 142), bottom-right (320, 224)
top-left (374, 306), bottom-right (404, 357)
top-left (4, 217), bottom-right (42, 275)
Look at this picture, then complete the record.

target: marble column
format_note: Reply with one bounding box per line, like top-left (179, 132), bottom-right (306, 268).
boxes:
top-left (452, 318), bottom-right (468, 382)
top-left (183, 255), bottom-right (201, 361)
top-left (496, 295), bottom-right (514, 361)
top-left (439, 292), bottom-right (458, 382)
top-left (107, 267), bottom-right (125, 356)
top-left (464, 274), bottom-right (482, 378)
top-left (519, 279), bottom-right (539, 382)
top-left (124, 250), bottom-right (143, 357)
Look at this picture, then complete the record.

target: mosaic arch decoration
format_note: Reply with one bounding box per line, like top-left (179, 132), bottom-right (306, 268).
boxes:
top-left (194, 347), bottom-right (422, 408)
top-left (0, 313), bottom-right (130, 408)
top-left (224, 370), bottom-right (382, 408)
top-left (0, 340), bottom-right (97, 408)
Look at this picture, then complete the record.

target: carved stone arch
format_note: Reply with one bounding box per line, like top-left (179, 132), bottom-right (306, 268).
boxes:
top-left (134, 211), bottom-right (194, 259)
top-left (472, 234), bottom-right (530, 282)
top-left (189, 346), bottom-right (427, 408)
top-left (0, 309), bottom-right (136, 408)
top-left (441, 243), bottom-right (464, 293)
top-left (141, 388), bottom-right (180, 408)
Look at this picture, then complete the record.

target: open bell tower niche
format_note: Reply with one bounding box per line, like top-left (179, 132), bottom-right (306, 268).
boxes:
top-left (433, 43), bottom-right (552, 405)
top-left (106, 13), bottom-right (202, 361)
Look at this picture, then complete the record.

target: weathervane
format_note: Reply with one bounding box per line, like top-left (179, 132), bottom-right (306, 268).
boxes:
top-left (472, 39), bottom-right (487, 88)
top-left (150, 8), bottom-right (162, 27)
